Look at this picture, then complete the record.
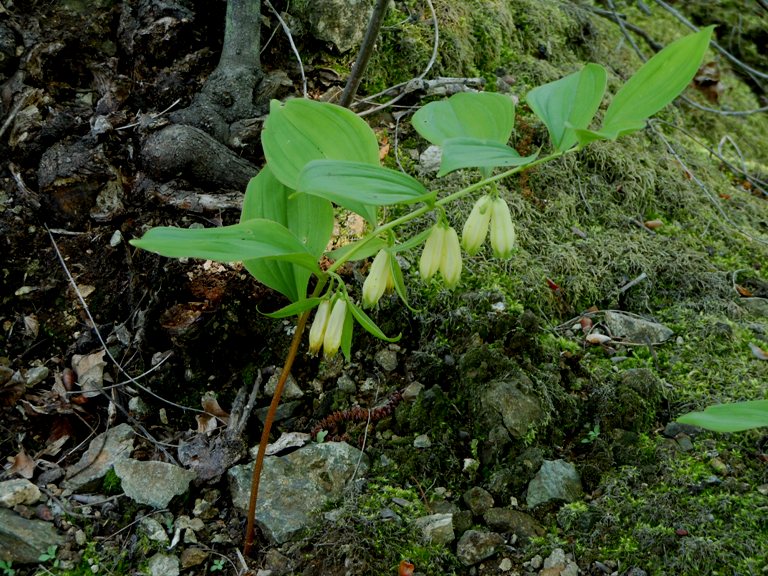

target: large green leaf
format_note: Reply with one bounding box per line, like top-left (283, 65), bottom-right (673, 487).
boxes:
top-left (677, 400), bottom-right (768, 433)
top-left (298, 160), bottom-right (433, 222)
top-left (130, 219), bottom-right (320, 273)
top-left (601, 26), bottom-right (714, 136)
top-left (241, 166), bottom-right (333, 301)
top-left (526, 63), bottom-right (607, 151)
top-left (438, 138), bottom-right (539, 177)
top-left (262, 99), bottom-right (380, 190)
top-left (412, 92), bottom-right (515, 146)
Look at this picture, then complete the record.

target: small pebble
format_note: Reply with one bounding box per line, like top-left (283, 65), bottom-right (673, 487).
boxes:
top-left (413, 434), bottom-right (431, 448)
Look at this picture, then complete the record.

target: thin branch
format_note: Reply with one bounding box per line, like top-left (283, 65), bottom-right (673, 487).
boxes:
top-left (264, 0), bottom-right (307, 98)
top-left (339, 0), bottom-right (391, 107)
top-left (356, 0), bottom-right (439, 117)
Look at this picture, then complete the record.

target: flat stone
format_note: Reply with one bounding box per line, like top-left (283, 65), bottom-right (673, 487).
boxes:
top-left (526, 460), bottom-right (582, 509)
top-left (0, 479), bottom-right (41, 507)
top-left (374, 349), bottom-right (398, 372)
top-left (148, 553), bottom-right (179, 576)
top-left (463, 486), bottom-right (494, 517)
top-left (138, 516), bottom-right (169, 543)
top-left (413, 513), bottom-right (454, 545)
top-left (604, 311), bottom-right (673, 344)
top-left (413, 434), bottom-right (431, 448)
top-left (456, 529), bottom-right (504, 566)
top-left (483, 508), bottom-right (544, 542)
top-left (63, 423), bottom-right (135, 491)
top-left (0, 508), bottom-right (64, 564)
top-left (265, 370), bottom-right (303, 400)
top-left (229, 442), bottom-right (368, 543)
top-left (180, 547), bottom-right (208, 569)
top-left (114, 459), bottom-right (196, 508)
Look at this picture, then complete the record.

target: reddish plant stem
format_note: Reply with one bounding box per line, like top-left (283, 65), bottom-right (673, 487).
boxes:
top-left (242, 309), bottom-right (311, 557)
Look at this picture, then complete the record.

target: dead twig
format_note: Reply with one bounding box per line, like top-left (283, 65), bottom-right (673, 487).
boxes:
top-left (264, 0), bottom-right (307, 99)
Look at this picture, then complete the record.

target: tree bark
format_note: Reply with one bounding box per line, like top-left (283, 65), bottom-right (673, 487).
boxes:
top-left (142, 0), bottom-right (265, 192)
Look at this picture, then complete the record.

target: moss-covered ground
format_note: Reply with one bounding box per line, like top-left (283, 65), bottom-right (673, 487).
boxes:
top-left (299, 1), bottom-right (768, 574)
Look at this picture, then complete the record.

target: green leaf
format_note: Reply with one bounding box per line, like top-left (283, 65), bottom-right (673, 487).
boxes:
top-left (341, 302), bottom-right (355, 361)
top-left (262, 297), bottom-right (323, 319)
top-left (391, 228), bottom-right (432, 253)
top-left (299, 160), bottom-right (433, 222)
top-left (412, 92), bottom-right (515, 146)
top-left (602, 26), bottom-right (714, 135)
top-left (241, 166), bottom-right (333, 301)
top-left (262, 98), bottom-right (380, 190)
top-left (130, 219), bottom-right (319, 273)
top-left (438, 138), bottom-right (539, 177)
top-left (389, 253), bottom-right (417, 312)
top-left (526, 63), bottom-right (607, 151)
top-left (677, 400), bottom-right (768, 433)
top-left (326, 237), bottom-right (388, 262)
top-left (348, 300), bottom-right (400, 342)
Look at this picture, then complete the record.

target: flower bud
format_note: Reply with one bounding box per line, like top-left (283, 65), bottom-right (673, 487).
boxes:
top-left (440, 226), bottom-right (462, 287)
top-left (462, 195), bottom-right (492, 255)
top-left (362, 250), bottom-right (392, 308)
top-left (490, 197), bottom-right (516, 258)
top-left (308, 300), bottom-right (331, 355)
top-left (419, 225), bottom-right (445, 281)
top-left (323, 298), bottom-right (347, 358)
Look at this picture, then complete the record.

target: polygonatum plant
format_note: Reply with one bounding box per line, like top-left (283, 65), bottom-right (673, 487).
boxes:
top-left (130, 26), bottom-right (714, 555)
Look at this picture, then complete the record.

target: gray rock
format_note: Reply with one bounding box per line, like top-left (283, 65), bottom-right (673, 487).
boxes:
top-left (741, 297), bottom-right (768, 316)
top-left (25, 366), bottom-right (49, 386)
top-left (475, 376), bottom-right (545, 462)
top-left (418, 145), bottom-right (442, 174)
top-left (413, 513), bottom-right (454, 545)
top-left (229, 442), bottom-right (368, 543)
top-left (604, 311), bottom-right (673, 344)
top-left (526, 460), bottom-right (582, 509)
top-left (63, 423), bottom-right (134, 491)
top-left (456, 529), bottom-right (504, 566)
top-left (292, 0), bottom-right (375, 52)
top-left (482, 508), bottom-right (544, 542)
top-left (462, 486), bottom-right (494, 517)
top-left (138, 516), bottom-right (169, 543)
top-left (0, 508), bottom-right (64, 564)
top-left (402, 382), bottom-right (424, 402)
top-left (147, 552), bottom-right (179, 576)
top-left (0, 479), bottom-right (41, 507)
top-left (413, 434), bottom-right (431, 448)
top-left (114, 459), bottom-right (196, 508)
top-left (265, 370), bottom-right (304, 400)
top-left (374, 349), bottom-right (398, 372)
top-left (180, 547), bottom-right (208, 569)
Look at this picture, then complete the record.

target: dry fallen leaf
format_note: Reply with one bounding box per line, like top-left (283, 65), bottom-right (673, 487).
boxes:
top-left (735, 284), bottom-right (753, 297)
top-left (72, 351), bottom-right (107, 398)
top-left (10, 448), bottom-right (36, 479)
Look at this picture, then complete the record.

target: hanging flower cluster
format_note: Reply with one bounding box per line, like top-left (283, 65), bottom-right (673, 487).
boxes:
top-left (419, 223), bottom-right (462, 287)
top-left (308, 298), bottom-right (348, 357)
top-left (462, 195), bottom-right (516, 258)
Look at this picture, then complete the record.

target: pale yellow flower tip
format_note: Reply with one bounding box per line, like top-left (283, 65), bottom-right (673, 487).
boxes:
top-left (323, 298), bottom-right (347, 358)
top-left (462, 195), bottom-right (492, 256)
top-left (490, 197), bottom-right (516, 259)
top-left (308, 300), bottom-right (331, 356)
top-left (419, 225), bottom-right (445, 281)
top-left (440, 226), bottom-right (462, 287)
top-left (362, 250), bottom-right (392, 308)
